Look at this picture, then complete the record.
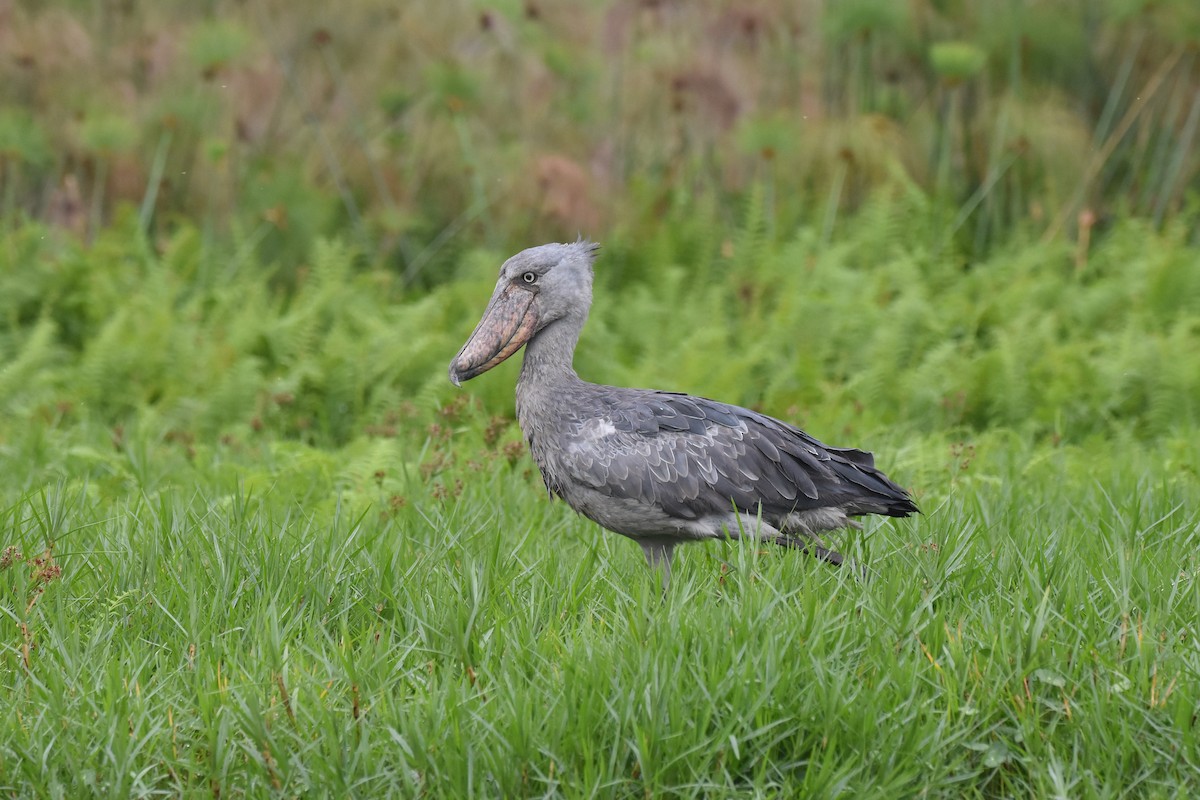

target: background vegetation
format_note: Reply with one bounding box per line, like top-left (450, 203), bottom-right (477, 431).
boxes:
top-left (1, 0), bottom-right (1199, 796)
top-left (3, 0), bottom-right (1199, 273)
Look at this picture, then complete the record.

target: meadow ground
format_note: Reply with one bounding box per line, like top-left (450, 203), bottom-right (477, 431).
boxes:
top-left (1, 415), bottom-right (1198, 797)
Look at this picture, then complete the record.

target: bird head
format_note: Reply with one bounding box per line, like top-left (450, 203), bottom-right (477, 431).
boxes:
top-left (448, 240), bottom-right (598, 386)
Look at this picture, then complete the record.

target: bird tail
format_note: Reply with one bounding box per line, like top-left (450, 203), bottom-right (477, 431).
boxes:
top-left (828, 447), bottom-right (920, 518)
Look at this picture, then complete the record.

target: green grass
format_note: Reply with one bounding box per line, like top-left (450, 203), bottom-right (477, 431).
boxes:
top-left (2, 420), bottom-right (1199, 797)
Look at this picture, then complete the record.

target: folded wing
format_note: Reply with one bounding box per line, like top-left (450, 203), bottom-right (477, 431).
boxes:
top-left (555, 390), bottom-right (918, 525)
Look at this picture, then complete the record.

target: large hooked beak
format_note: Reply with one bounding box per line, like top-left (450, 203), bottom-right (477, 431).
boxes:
top-left (448, 284), bottom-right (539, 386)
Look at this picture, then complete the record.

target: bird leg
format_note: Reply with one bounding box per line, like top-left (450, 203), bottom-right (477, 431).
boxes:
top-left (774, 535), bottom-right (871, 580)
top-left (639, 541), bottom-right (675, 591)
top-left (774, 535), bottom-right (844, 567)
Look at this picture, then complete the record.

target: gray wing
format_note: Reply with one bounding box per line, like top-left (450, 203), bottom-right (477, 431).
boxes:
top-left (556, 390), bottom-right (917, 523)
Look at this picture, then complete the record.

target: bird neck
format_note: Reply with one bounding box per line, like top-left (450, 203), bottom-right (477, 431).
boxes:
top-left (520, 313), bottom-right (584, 386)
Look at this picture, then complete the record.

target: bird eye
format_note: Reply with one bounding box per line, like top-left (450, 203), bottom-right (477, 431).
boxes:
top-left (522, 271), bottom-right (537, 284)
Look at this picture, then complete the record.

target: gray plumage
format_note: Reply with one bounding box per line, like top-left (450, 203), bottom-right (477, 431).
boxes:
top-left (449, 241), bottom-right (918, 586)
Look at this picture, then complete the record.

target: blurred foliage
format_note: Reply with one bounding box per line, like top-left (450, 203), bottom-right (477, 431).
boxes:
top-left (928, 41), bottom-right (987, 84)
top-left (0, 0), bottom-right (1197, 275)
